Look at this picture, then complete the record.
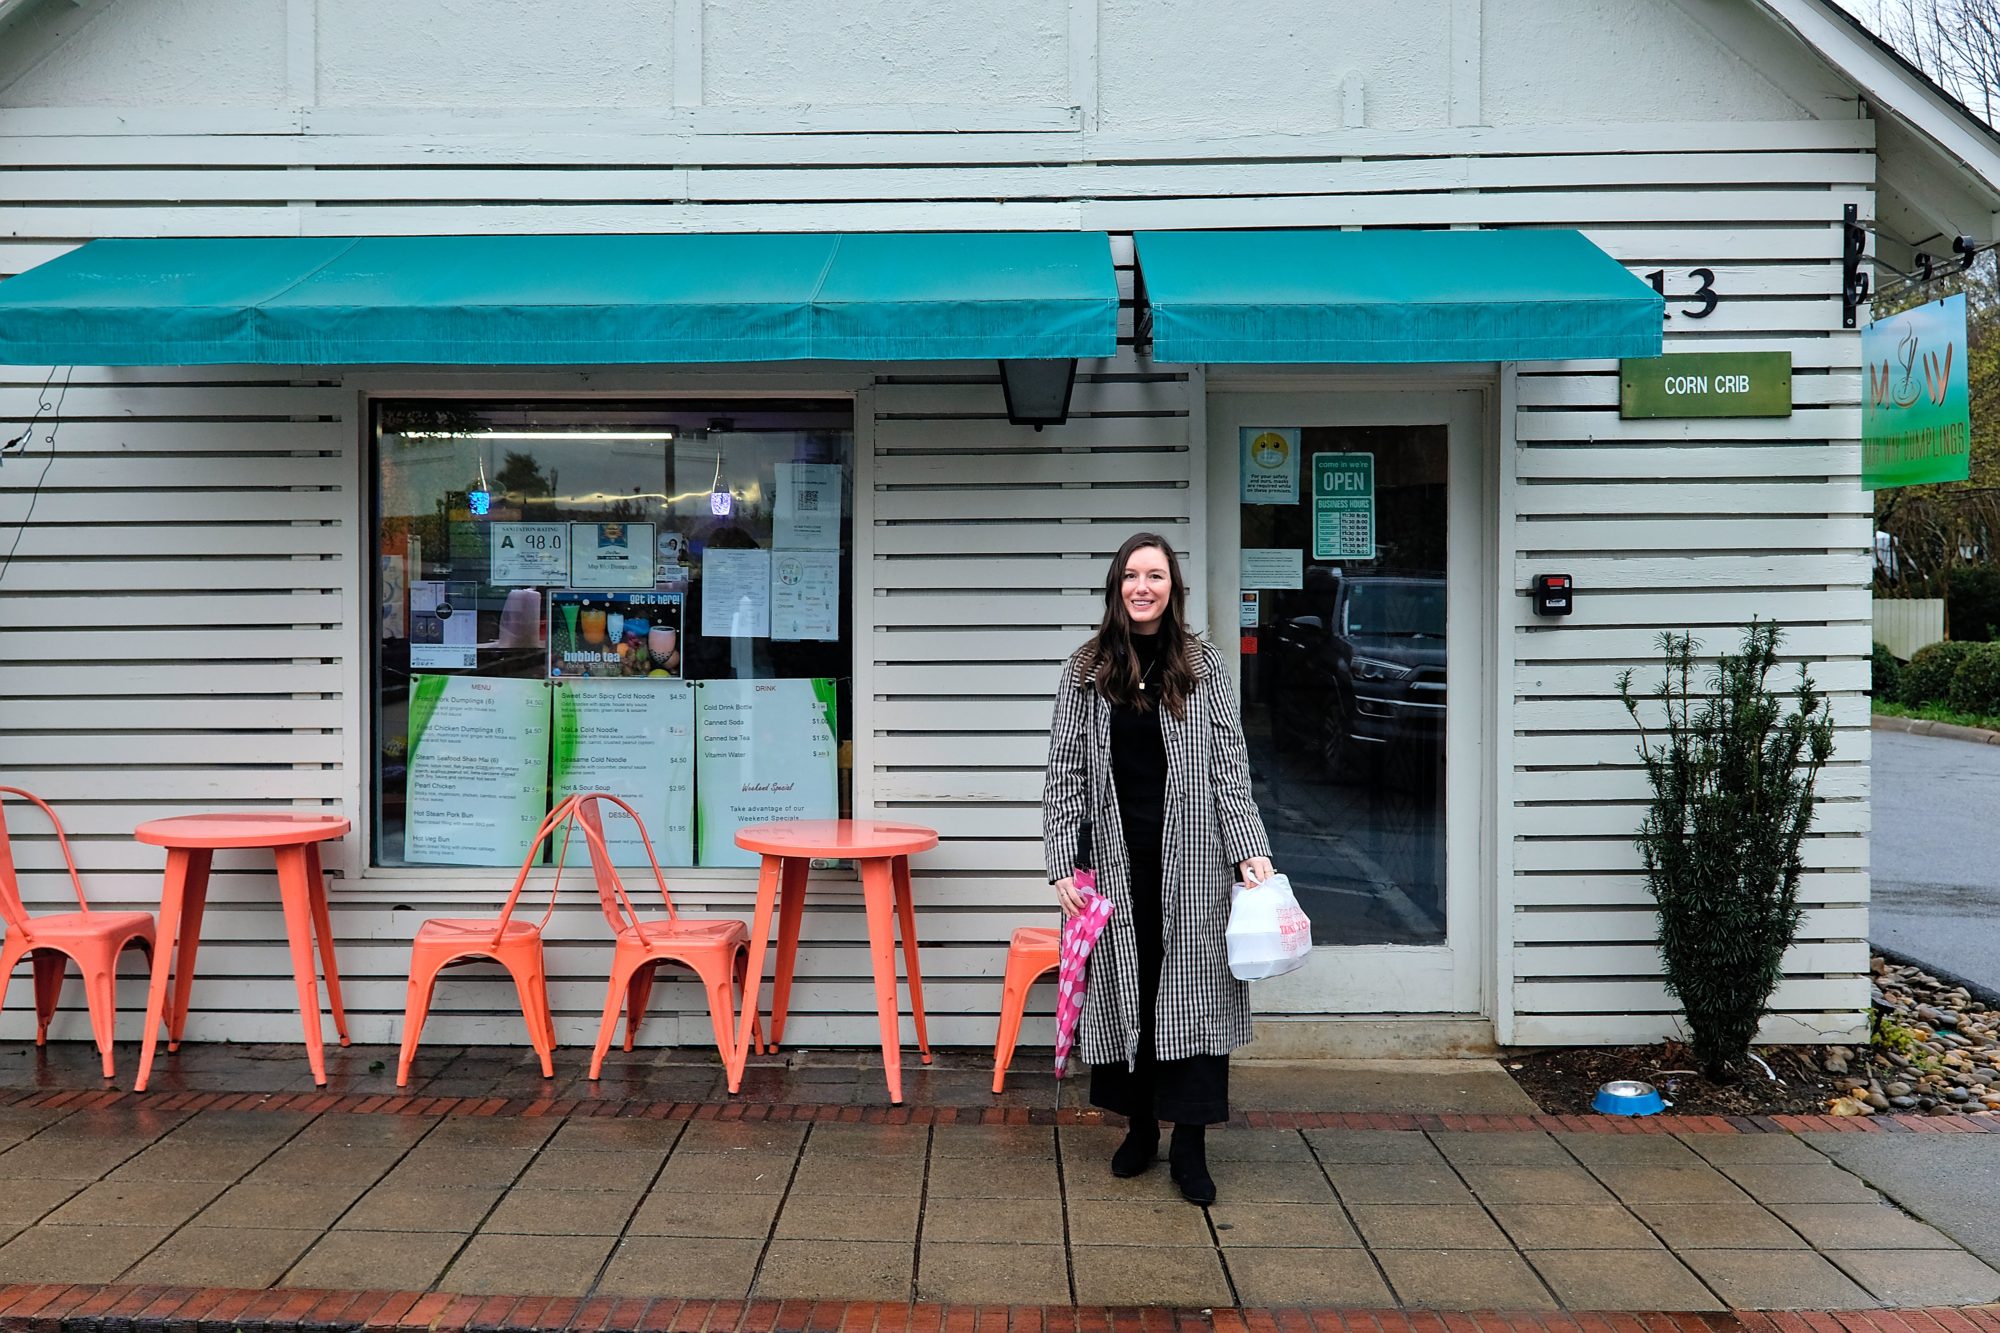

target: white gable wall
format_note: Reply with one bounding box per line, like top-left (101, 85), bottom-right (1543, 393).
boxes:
top-left (0, 0), bottom-right (1906, 1053)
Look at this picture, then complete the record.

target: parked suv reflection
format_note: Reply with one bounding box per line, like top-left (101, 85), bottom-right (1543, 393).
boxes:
top-left (1271, 572), bottom-right (1445, 781)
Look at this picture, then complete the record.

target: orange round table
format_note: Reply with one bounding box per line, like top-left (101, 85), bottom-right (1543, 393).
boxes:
top-left (732, 819), bottom-right (938, 1104)
top-left (132, 813), bottom-right (352, 1092)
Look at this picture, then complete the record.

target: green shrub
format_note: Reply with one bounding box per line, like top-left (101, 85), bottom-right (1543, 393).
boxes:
top-left (1617, 623), bottom-right (1835, 1080)
top-left (1948, 642), bottom-right (2000, 716)
top-left (1948, 565), bottom-right (2000, 642)
top-left (1903, 640), bottom-right (1977, 706)
top-left (1872, 642), bottom-right (1903, 700)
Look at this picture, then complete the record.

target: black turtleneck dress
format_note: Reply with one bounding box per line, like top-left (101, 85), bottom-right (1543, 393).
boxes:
top-left (1088, 630), bottom-right (1230, 1125)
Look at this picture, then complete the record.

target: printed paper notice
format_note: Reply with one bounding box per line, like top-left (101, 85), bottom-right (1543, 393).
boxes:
top-left (403, 676), bottom-right (551, 866)
top-left (771, 551), bottom-right (839, 642)
top-left (409, 580), bottom-right (477, 669)
top-left (1241, 428), bottom-right (1300, 504)
top-left (552, 680), bottom-right (695, 867)
top-left (1240, 548), bottom-right (1304, 590)
top-left (775, 463), bottom-right (841, 550)
top-left (569, 522), bottom-right (656, 589)
top-left (695, 679), bottom-right (838, 867)
top-left (490, 523), bottom-right (570, 586)
top-left (701, 548), bottom-right (771, 639)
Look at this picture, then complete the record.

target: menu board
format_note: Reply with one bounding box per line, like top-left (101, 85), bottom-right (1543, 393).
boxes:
top-left (551, 681), bottom-right (695, 868)
top-left (694, 678), bottom-right (838, 867)
top-left (404, 676), bottom-right (551, 866)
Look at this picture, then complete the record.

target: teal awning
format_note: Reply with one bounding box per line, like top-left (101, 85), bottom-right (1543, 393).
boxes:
top-left (1134, 229), bottom-right (1663, 363)
top-left (0, 232), bottom-right (1119, 365)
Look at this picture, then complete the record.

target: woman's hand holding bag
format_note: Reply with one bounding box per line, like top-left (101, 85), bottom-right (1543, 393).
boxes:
top-left (1225, 869), bottom-right (1312, 980)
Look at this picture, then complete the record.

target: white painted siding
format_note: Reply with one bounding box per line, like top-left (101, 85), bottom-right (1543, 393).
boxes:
top-left (0, 6), bottom-right (1896, 1053)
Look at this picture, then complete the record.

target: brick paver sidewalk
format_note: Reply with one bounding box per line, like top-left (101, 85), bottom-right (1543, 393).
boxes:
top-left (0, 1088), bottom-right (1996, 1313)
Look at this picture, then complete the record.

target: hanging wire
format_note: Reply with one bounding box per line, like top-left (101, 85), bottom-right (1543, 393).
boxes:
top-left (0, 365), bottom-right (75, 588)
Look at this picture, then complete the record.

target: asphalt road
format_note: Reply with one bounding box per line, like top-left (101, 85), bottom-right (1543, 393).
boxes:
top-left (1871, 727), bottom-right (2000, 995)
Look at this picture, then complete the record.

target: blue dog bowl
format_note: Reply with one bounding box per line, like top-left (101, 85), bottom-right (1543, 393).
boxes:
top-left (1592, 1079), bottom-right (1667, 1116)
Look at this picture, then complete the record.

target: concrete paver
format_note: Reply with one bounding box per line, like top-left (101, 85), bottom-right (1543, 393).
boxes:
top-left (1322, 1160), bottom-right (1467, 1204)
top-left (338, 1185), bottom-right (502, 1232)
top-left (1488, 1202), bottom-right (1664, 1250)
top-left (1375, 1248), bottom-right (1558, 1310)
top-left (625, 1190), bottom-right (779, 1239)
top-left (773, 1192), bottom-right (920, 1243)
top-left (43, 1178), bottom-right (224, 1227)
top-left (0, 1223), bottom-right (172, 1284)
top-left (439, 1232), bottom-right (617, 1296)
top-left (916, 1240), bottom-right (1069, 1303)
top-left (1770, 1203), bottom-right (1962, 1250)
top-left (1069, 1197), bottom-right (1213, 1247)
top-left (754, 1240), bottom-right (912, 1300)
top-left (1527, 1249), bottom-right (1722, 1311)
top-left (120, 1224), bottom-right (319, 1288)
top-left (596, 1236), bottom-right (760, 1299)
top-left (1679, 1249), bottom-right (1876, 1309)
top-left (1458, 1162), bottom-right (1616, 1204)
top-left (920, 1195), bottom-right (1064, 1245)
top-left (281, 1228), bottom-right (467, 1290)
top-left (1225, 1246), bottom-right (1392, 1305)
top-left (194, 1180), bottom-right (366, 1230)
top-left (1825, 1248), bottom-right (2000, 1306)
top-left (924, 1153), bottom-right (1059, 1198)
top-left (1806, 1132), bottom-right (2000, 1267)
top-left (1594, 1163), bottom-right (1755, 1205)
top-left (1070, 1241), bottom-right (1232, 1307)
top-left (1634, 1202), bottom-right (1811, 1250)
top-left (1719, 1164), bottom-right (1886, 1204)
top-left (1347, 1203), bottom-right (1512, 1249)
top-left (1207, 1200), bottom-right (1360, 1247)
top-left (482, 1189), bottom-right (643, 1236)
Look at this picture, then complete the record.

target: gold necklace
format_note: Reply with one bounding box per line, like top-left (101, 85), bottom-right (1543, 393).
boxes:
top-left (1136, 644), bottom-right (1162, 692)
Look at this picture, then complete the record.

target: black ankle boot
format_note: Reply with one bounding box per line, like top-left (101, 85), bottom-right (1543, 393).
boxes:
top-left (1169, 1124), bottom-right (1216, 1204)
top-left (1110, 1117), bottom-right (1159, 1177)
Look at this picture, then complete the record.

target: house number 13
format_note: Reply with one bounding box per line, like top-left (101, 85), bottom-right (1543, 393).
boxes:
top-left (1645, 268), bottom-right (1719, 319)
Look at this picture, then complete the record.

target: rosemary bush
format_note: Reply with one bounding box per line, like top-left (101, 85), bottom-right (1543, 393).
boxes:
top-left (1616, 623), bottom-right (1836, 1079)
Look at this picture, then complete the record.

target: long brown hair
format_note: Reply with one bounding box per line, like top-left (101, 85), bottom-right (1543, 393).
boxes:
top-left (1083, 532), bottom-right (1196, 716)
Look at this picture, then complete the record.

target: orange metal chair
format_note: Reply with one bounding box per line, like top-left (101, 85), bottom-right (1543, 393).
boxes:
top-left (570, 792), bottom-right (761, 1079)
top-left (991, 924), bottom-right (1061, 1093)
top-left (396, 796), bottom-right (582, 1087)
top-left (0, 786), bottom-right (156, 1078)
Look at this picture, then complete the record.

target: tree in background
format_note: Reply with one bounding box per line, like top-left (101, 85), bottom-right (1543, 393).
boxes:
top-left (1865, 1), bottom-right (2000, 602)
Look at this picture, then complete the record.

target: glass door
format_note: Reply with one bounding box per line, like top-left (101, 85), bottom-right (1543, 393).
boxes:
top-left (1210, 390), bottom-right (1486, 1014)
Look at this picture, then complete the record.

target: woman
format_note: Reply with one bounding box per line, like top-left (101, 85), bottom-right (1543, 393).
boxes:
top-left (1043, 532), bottom-right (1273, 1205)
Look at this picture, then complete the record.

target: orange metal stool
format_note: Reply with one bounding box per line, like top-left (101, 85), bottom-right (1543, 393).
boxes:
top-left (991, 924), bottom-right (1061, 1094)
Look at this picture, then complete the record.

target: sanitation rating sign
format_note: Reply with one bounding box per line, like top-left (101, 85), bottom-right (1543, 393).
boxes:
top-left (1312, 452), bottom-right (1375, 560)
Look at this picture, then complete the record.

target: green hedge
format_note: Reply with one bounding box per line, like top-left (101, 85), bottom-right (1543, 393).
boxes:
top-left (1873, 642), bottom-right (1903, 700)
top-left (1902, 640), bottom-right (1977, 707)
top-left (1950, 642), bottom-right (2000, 716)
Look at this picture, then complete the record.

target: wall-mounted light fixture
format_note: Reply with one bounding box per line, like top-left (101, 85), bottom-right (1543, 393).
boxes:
top-left (999, 359), bottom-right (1078, 430)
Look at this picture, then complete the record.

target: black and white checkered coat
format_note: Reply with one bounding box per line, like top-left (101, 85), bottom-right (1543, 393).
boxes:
top-left (1042, 637), bottom-right (1272, 1069)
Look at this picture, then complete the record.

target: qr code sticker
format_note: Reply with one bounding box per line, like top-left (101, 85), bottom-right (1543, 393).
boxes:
top-left (797, 488), bottom-right (821, 509)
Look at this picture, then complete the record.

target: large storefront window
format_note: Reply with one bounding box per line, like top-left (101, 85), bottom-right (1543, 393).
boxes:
top-left (371, 400), bottom-right (853, 870)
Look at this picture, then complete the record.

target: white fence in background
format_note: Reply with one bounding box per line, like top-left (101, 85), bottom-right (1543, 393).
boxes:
top-left (1874, 598), bottom-right (1947, 660)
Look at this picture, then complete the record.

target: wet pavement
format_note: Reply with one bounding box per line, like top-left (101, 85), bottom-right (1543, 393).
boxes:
top-left (0, 1044), bottom-right (1994, 1311)
top-left (1871, 727), bottom-right (2000, 995)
